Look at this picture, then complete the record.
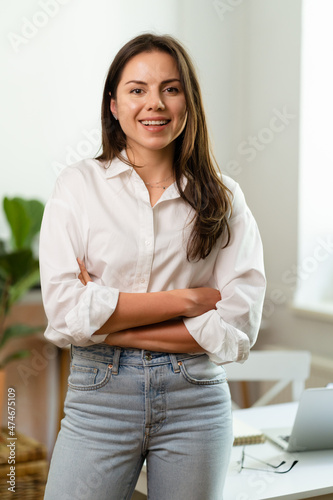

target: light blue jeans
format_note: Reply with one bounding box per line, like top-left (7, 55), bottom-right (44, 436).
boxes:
top-left (44, 345), bottom-right (233, 500)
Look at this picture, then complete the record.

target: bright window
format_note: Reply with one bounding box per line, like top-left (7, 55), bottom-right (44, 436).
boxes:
top-left (294, 0), bottom-right (333, 317)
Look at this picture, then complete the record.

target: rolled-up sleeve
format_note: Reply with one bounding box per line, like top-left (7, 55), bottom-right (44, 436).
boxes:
top-left (39, 170), bottom-right (119, 347)
top-left (183, 182), bottom-right (266, 365)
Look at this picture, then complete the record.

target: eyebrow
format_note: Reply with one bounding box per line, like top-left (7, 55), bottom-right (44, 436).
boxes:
top-left (124, 79), bottom-right (181, 86)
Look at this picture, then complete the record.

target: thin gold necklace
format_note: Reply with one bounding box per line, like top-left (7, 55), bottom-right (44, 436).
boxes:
top-left (144, 174), bottom-right (174, 189)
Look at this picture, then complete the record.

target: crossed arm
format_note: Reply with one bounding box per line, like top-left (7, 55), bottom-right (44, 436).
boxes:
top-left (77, 259), bottom-right (220, 353)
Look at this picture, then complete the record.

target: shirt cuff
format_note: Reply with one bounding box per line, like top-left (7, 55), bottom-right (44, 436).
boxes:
top-left (65, 281), bottom-right (119, 344)
top-left (183, 312), bottom-right (250, 365)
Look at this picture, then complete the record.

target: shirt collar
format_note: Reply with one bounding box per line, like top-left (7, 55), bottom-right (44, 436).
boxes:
top-left (102, 151), bottom-right (188, 198)
top-left (103, 153), bottom-right (132, 179)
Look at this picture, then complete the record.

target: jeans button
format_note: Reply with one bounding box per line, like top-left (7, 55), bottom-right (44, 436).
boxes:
top-left (145, 353), bottom-right (152, 361)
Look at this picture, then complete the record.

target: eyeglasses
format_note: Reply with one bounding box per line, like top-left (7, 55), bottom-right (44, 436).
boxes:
top-left (238, 446), bottom-right (298, 474)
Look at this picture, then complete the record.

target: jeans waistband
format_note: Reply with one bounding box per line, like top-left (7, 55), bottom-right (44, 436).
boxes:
top-left (71, 344), bottom-right (206, 375)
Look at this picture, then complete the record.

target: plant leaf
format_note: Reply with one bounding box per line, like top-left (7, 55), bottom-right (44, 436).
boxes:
top-left (3, 198), bottom-right (31, 250)
top-left (0, 349), bottom-right (31, 369)
top-left (0, 249), bottom-right (37, 283)
top-left (0, 324), bottom-right (43, 349)
top-left (20, 199), bottom-right (44, 247)
top-left (9, 267), bottom-right (40, 307)
top-left (3, 197), bottom-right (44, 250)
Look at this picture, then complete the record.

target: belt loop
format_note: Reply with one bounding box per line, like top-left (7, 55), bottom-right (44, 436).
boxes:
top-left (169, 353), bottom-right (181, 373)
top-left (111, 347), bottom-right (121, 375)
top-left (70, 344), bottom-right (73, 359)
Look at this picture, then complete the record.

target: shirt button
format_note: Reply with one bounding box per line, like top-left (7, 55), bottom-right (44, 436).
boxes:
top-left (140, 278), bottom-right (145, 283)
top-left (145, 240), bottom-right (151, 246)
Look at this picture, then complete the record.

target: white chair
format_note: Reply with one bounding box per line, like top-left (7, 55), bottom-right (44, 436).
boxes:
top-left (225, 349), bottom-right (311, 407)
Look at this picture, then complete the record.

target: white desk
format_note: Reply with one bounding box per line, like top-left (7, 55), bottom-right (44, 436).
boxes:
top-left (224, 403), bottom-right (333, 500)
top-left (135, 403), bottom-right (333, 499)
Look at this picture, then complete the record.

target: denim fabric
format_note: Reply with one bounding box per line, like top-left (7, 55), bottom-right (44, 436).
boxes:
top-left (44, 345), bottom-right (233, 500)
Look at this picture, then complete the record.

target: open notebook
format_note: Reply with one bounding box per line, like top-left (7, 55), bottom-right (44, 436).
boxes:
top-left (233, 416), bottom-right (265, 446)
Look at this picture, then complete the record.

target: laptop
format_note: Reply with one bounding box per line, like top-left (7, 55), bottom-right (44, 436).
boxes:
top-left (264, 387), bottom-right (333, 452)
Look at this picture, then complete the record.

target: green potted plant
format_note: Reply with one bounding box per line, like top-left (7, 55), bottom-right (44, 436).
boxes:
top-left (0, 197), bottom-right (45, 412)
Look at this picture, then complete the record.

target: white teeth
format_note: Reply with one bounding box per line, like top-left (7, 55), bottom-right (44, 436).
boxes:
top-left (141, 120), bottom-right (169, 126)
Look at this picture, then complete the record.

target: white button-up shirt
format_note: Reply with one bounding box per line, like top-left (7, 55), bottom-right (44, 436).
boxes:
top-left (39, 156), bottom-right (266, 364)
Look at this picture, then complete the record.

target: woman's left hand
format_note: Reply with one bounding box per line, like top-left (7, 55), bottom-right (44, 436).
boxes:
top-left (77, 258), bottom-right (93, 285)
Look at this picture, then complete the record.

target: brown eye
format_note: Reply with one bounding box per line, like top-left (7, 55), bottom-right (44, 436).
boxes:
top-left (165, 87), bottom-right (179, 94)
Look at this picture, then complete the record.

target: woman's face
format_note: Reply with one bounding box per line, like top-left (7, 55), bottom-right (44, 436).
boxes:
top-left (111, 50), bottom-right (187, 158)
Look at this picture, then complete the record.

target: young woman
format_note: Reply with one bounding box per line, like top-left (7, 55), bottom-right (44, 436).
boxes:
top-left (40, 33), bottom-right (266, 500)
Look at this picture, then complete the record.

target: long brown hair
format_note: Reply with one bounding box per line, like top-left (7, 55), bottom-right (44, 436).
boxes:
top-left (97, 33), bottom-right (232, 261)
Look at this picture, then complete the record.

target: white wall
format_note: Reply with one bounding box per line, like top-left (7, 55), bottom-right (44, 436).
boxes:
top-left (0, 0), bottom-right (180, 236)
top-left (232, 1), bottom-right (333, 362)
top-left (179, 0), bottom-right (333, 363)
top-left (1, 1), bottom-right (332, 363)
top-left (0, 0), bottom-right (249, 235)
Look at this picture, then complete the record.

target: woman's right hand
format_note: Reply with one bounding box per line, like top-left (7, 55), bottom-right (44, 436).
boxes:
top-left (174, 287), bottom-right (221, 317)
top-left (77, 258), bottom-right (92, 285)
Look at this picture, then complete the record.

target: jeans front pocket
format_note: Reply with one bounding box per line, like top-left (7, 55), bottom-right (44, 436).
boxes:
top-left (68, 357), bottom-right (112, 391)
top-left (179, 355), bottom-right (227, 385)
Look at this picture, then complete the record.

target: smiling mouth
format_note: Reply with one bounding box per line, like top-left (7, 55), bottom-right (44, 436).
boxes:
top-left (140, 120), bottom-right (171, 126)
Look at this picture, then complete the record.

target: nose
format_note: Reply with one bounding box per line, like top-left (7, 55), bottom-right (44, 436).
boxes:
top-left (145, 91), bottom-right (165, 111)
